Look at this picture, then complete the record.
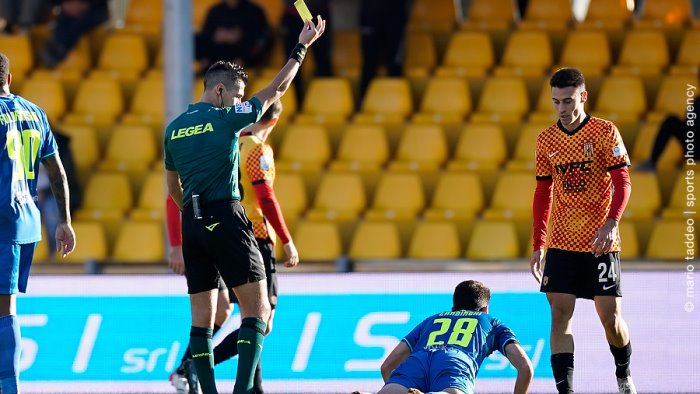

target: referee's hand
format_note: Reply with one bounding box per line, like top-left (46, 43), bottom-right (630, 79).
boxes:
top-left (530, 249), bottom-right (544, 284)
top-left (283, 240), bottom-right (299, 268)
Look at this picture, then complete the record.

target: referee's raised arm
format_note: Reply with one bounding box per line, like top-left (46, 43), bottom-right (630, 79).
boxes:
top-left (251, 15), bottom-right (326, 113)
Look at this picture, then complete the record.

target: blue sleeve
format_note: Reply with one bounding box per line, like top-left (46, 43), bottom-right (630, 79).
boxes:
top-left (38, 113), bottom-right (57, 161)
top-left (490, 318), bottom-right (518, 356)
top-left (222, 97), bottom-right (263, 132)
top-left (402, 317), bottom-right (430, 353)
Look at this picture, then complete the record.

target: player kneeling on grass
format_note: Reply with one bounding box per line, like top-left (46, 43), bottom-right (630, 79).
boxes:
top-left (375, 280), bottom-right (532, 394)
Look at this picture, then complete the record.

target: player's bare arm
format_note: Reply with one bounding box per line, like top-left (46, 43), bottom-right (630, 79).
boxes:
top-left (42, 153), bottom-right (75, 256)
top-left (591, 218), bottom-right (619, 257)
top-left (252, 16), bottom-right (326, 112)
top-left (380, 341), bottom-right (411, 382)
top-left (530, 249), bottom-right (544, 284)
top-left (165, 170), bottom-right (184, 209)
top-left (504, 342), bottom-right (533, 394)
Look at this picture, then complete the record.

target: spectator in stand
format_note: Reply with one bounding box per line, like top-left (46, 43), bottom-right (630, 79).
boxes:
top-left (638, 96), bottom-right (698, 171)
top-left (0, 0), bottom-right (51, 34)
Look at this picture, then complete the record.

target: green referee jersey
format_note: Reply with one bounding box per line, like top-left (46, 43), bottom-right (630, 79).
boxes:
top-left (164, 97), bottom-right (263, 206)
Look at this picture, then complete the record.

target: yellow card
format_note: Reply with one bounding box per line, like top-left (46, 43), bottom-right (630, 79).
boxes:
top-left (294, 0), bottom-right (313, 22)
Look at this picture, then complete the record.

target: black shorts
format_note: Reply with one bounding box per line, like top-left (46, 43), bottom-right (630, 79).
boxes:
top-left (540, 248), bottom-right (622, 300)
top-left (182, 200), bottom-right (266, 294)
top-left (230, 238), bottom-right (279, 309)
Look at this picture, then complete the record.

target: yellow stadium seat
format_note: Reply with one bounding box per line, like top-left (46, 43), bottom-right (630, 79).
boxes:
top-left (0, 35), bottom-right (32, 81)
top-left (247, 78), bottom-right (297, 124)
top-left (662, 173), bottom-right (694, 219)
top-left (131, 171), bottom-right (165, 221)
top-left (122, 76), bottom-right (165, 129)
top-left (558, 31), bottom-right (612, 77)
top-left (34, 226), bottom-right (51, 263)
top-left (355, 78), bottom-right (413, 124)
top-left (521, 0), bottom-right (572, 29)
top-left (306, 172), bottom-right (366, 221)
top-left (436, 32), bottom-right (494, 78)
top-left (412, 77), bottom-right (472, 124)
top-left (408, 0), bottom-right (457, 31)
top-left (112, 221), bottom-right (164, 263)
top-left (332, 30), bottom-right (361, 78)
top-left (466, 220), bottom-right (520, 260)
top-left (273, 172), bottom-right (308, 221)
top-left (63, 77), bottom-right (123, 126)
top-left (97, 34), bottom-right (148, 80)
top-left (592, 76), bottom-right (646, 123)
top-left (99, 124), bottom-right (157, 176)
top-left (631, 122), bottom-right (683, 170)
top-left (618, 221), bottom-right (640, 259)
top-left (483, 172), bottom-right (535, 219)
top-left (296, 78), bottom-right (354, 125)
top-left (51, 36), bottom-right (92, 78)
top-left (649, 75), bottom-right (700, 122)
top-left (581, 0), bottom-right (632, 27)
top-left (365, 173), bottom-right (425, 220)
top-left (447, 123), bottom-right (507, 171)
top-left (57, 124), bottom-right (100, 186)
top-left (529, 80), bottom-right (558, 123)
top-left (613, 30), bottom-right (669, 76)
top-left (405, 31), bottom-right (438, 77)
top-left (18, 79), bottom-right (66, 121)
top-left (123, 0), bottom-right (162, 43)
top-left (646, 220), bottom-right (693, 259)
top-left (330, 124), bottom-right (389, 173)
top-left (495, 31), bottom-right (553, 77)
top-left (349, 221), bottom-right (402, 259)
top-left (293, 220), bottom-right (342, 261)
top-left (276, 124), bottom-right (330, 172)
top-left (389, 124), bottom-right (448, 172)
top-left (408, 221), bottom-right (461, 259)
top-left (507, 123), bottom-right (551, 171)
top-left (672, 30), bottom-right (700, 74)
top-left (251, 0), bottom-right (284, 25)
top-left (471, 77), bottom-right (529, 123)
top-left (623, 172), bottom-right (661, 219)
top-left (192, 0), bottom-right (220, 30)
top-left (61, 221), bottom-right (108, 264)
top-left (637, 0), bottom-right (693, 26)
top-left (424, 172), bottom-right (484, 220)
top-left (75, 172), bottom-right (133, 220)
top-left (461, 0), bottom-right (517, 30)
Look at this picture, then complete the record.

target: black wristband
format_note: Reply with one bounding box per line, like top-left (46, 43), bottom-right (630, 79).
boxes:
top-left (289, 43), bottom-right (307, 64)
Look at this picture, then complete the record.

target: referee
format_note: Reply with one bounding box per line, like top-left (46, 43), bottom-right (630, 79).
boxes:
top-left (164, 17), bottom-right (326, 394)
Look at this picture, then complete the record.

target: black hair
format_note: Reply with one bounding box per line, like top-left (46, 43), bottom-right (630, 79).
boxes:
top-left (0, 53), bottom-right (9, 87)
top-left (203, 61), bottom-right (248, 91)
top-left (260, 100), bottom-right (283, 123)
top-left (452, 280), bottom-right (491, 311)
top-left (550, 67), bottom-right (586, 90)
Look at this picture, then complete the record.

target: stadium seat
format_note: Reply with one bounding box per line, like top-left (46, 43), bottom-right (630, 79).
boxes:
top-left (349, 221), bottom-right (402, 260)
top-left (435, 32), bottom-right (494, 78)
top-left (495, 31), bottom-right (553, 77)
top-left (461, 0), bottom-right (517, 30)
top-left (671, 30), bottom-right (700, 75)
top-left (192, 0), bottom-right (220, 30)
top-left (276, 124), bottom-right (330, 173)
top-left (112, 221), bottom-right (164, 263)
top-left (354, 78), bottom-right (413, 124)
top-left (649, 75), bottom-right (700, 122)
top-left (407, 221), bottom-right (461, 259)
top-left (293, 220), bottom-right (342, 261)
top-left (306, 172), bottom-right (366, 221)
top-left (558, 30), bottom-right (612, 77)
top-left (592, 76), bottom-right (646, 123)
top-left (507, 123), bottom-right (551, 171)
top-left (646, 220), bottom-right (691, 259)
top-left (123, 0), bottom-right (162, 49)
top-left (529, 80), bottom-right (558, 123)
top-left (579, 0), bottom-right (632, 29)
top-left (0, 35), bottom-right (32, 82)
top-left (63, 77), bottom-right (124, 126)
top-left (636, 0), bottom-right (693, 26)
top-left (521, 0), bottom-right (573, 29)
top-left (613, 30), bottom-right (669, 76)
top-left (296, 77), bottom-right (354, 125)
top-left (618, 221), bottom-right (640, 259)
top-left (56, 124), bottom-right (100, 187)
top-left (329, 124), bottom-right (389, 173)
top-left (251, 0), bottom-right (284, 25)
top-left (466, 220), bottom-right (520, 260)
top-left (18, 79), bottom-right (66, 121)
top-left (122, 76), bottom-right (166, 131)
top-left (631, 122), bottom-right (683, 170)
top-left (365, 173), bottom-right (425, 220)
top-left (332, 30), bottom-right (361, 78)
top-left (389, 124), bottom-right (448, 172)
top-left (61, 221), bottom-right (108, 263)
top-left (471, 77), bottom-right (529, 123)
top-left (412, 77), bottom-right (472, 125)
top-left (404, 31), bottom-right (438, 78)
top-left (662, 173), bottom-right (694, 219)
top-left (75, 172), bottom-right (133, 221)
top-left (424, 172), bottom-right (484, 220)
top-left (408, 0), bottom-right (457, 32)
top-left (96, 33), bottom-right (149, 80)
top-left (447, 123), bottom-right (507, 171)
top-left (483, 172), bottom-right (535, 219)
top-left (131, 171), bottom-right (165, 221)
top-left (273, 172), bottom-right (308, 221)
top-left (623, 172), bottom-right (662, 219)
top-left (99, 124), bottom-right (157, 178)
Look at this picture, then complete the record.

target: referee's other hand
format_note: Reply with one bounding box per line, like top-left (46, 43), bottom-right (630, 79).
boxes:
top-left (298, 15), bottom-right (326, 47)
top-left (283, 240), bottom-right (299, 268)
top-left (168, 245), bottom-right (186, 275)
top-left (530, 249), bottom-right (544, 284)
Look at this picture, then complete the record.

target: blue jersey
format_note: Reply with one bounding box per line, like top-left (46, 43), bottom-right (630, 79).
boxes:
top-left (402, 310), bottom-right (517, 381)
top-left (0, 94), bottom-right (57, 243)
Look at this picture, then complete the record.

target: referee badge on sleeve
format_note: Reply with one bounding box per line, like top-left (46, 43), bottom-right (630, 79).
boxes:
top-left (234, 101), bottom-right (253, 113)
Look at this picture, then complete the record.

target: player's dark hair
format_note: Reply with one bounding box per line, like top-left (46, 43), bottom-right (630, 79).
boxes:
top-left (550, 67), bottom-right (585, 90)
top-left (203, 61), bottom-right (248, 91)
top-left (0, 53), bottom-right (9, 87)
top-left (452, 280), bottom-right (490, 311)
top-left (260, 100), bottom-right (283, 123)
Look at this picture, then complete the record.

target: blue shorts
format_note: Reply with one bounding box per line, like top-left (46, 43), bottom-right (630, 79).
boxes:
top-left (0, 242), bottom-right (37, 294)
top-left (386, 348), bottom-right (475, 394)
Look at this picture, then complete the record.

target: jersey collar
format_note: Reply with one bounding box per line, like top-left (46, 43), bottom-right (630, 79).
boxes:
top-left (557, 114), bottom-right (591, 136)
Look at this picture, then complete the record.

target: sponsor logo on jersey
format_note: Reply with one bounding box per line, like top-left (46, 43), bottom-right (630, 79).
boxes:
top-left (170, 122), bottom-right (214, 140)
